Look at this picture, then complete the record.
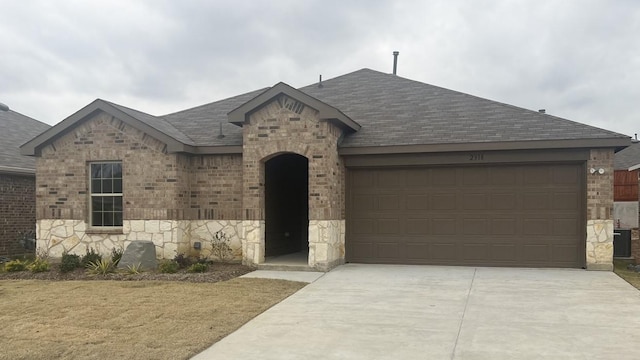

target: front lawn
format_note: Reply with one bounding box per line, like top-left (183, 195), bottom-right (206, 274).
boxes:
top-left (0, 278), bottom-right (305, 359)
top-left (613, 259), bottom-right (640, 290)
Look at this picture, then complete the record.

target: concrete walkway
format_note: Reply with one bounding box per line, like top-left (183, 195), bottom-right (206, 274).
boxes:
top-left (193, 264), bottom-right (640, 360)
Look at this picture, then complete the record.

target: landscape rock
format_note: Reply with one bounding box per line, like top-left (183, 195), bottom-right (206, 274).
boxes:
top-left (117, 241), bottom-right (157, 270)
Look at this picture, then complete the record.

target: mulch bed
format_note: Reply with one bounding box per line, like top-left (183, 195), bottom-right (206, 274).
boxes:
top-left (0, 262), bottom-right (255, 283)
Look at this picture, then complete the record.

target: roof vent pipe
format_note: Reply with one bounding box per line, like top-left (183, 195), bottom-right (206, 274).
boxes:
top-left (217, 122), bottom-right (225, 139)
top-left (392, 51), bottom-right (399, 75)
top-left (538, 109), bottom-right (546, 114)
top-left (318, 74), bottom-right (323, 88)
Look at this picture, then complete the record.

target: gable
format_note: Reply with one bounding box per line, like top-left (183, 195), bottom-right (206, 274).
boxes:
top-left (228, 82), bottom-right (360, 133)
top-left (20, 99), bottom-right (194, 157)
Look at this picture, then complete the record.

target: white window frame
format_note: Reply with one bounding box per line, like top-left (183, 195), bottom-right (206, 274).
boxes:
top-left (89, 161), bottom-right (123, 228)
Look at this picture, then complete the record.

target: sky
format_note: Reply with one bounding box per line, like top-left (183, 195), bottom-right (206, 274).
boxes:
top-left (0, 0), bottom-right (638, 138)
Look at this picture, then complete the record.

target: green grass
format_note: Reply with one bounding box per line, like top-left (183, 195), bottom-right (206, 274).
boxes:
top-left (613, 259), bottom-right (640, 290)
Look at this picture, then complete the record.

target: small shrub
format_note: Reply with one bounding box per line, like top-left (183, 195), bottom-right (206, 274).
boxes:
top-left (126, 263), bottom-right (143, 275)
top-left (173, 253), bottom-right (191, 269)
top-left (187, 262), bottom-right (208, 273)
top-left (159, 260), bottom-right (179, 274)
top-left (80, 248), bottom-right (102, 268)
top-left (27, 258), bottom-right (50, 273)
top-left (111, 247), bottom-right (124, 266)
top-left (4, 259), bottom-right (28, 272)
top-left (59, 253), bottom-right (81, 273)
top-left (210, 230), bottom-right (233, 262)
top-left (86, 259), bottom-right (115, 275)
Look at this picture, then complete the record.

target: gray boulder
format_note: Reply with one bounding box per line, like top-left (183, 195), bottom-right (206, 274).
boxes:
top-left (117, 241), bottom-right (157, 270)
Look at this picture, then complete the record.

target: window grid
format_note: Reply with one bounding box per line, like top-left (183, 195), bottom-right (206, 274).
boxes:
top-left (90, 162), bottom-right (123, 227)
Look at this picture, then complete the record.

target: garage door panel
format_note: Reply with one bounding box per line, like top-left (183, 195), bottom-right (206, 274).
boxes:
top-left (432, 168), bottom-right (457, 186)
top-left (405, 243), bottom-right (430, 259)
top-left (490, 244), bottom-right (518, 261)
top-left (406, 219), bottom-right (429, 234)
top-left (350, 219), bottom-right (375, 234)
top-left (378, 194), bottom-right (400, 210)
top-left (553, 166), bottom-right (580, 184)
top-left (490, 167), bottom-right (518, 185)
top-left (375, 242), bottom-right (400, 259)
top-left (462, 167), bottom-right (488, 185)
top-left (522, 193), bottom-right (550, 210)
top-left (491, 218), bottom-right (518, 235)
top-left (552, 192), bottom-right (579, 210)
top-left (432, 194), bottom-right (456, 209)
top-left (430, 243), bottom-right (457, 260)
top-left (353, 195), bottom-right (375, 211)
top-left (462, 193), bottom-right (488, 210)
top-left (377, 219), bottom-right (400, 234)
top-left (347, 164), bottom-right (584, 268)
top-left (463, 244), bottom-right (488, 260)
top-left (522, 245), bottom-right (549, 262)
top-left (462, 218), bottom-right (489, 235)
top-left (523, 219), bottom-right (551, 235)
top-left (406, 170), bottom-right (428, 186)
top-left (523, 167), bottom-right (551, 184)
top-left (378, 171), bottom-right (404, 187)
top-left (490, 193), bottom-right (517, 210)
top-left (432, 219), bottom-right (456, 235)
top-left (553, 218), bottom-right (579, 236)
top-left (406, 195), bottom-right (428, 210)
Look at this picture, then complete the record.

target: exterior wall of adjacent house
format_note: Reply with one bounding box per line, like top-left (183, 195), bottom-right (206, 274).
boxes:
top-left (585, 148), bottom-right (616, 270)
top-left (0, 173), bottom-right (36, 257)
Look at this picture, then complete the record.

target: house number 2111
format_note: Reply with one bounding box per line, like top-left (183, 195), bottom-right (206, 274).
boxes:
top-left (469, 153), bottom-right (484, 161)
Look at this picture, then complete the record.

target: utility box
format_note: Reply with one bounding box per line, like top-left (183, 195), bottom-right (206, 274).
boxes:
top-left (614, 230), bottom-right (632, 258)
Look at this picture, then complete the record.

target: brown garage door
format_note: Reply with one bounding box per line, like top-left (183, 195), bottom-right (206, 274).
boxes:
top-left (346, 164), bottom-right (585, 268)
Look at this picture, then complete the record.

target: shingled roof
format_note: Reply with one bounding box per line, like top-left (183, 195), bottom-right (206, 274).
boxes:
top-left (614, 141), bottom-right (640, 170)
top-left (0, 109), bottom-right (50, 173)
top-left (300, 69), bottom-right (628, 148)
top-left (21, 68), bottom-right (630, 156)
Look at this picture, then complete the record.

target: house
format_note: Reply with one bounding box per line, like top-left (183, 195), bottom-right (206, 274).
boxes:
top-left (613, 140), bottom-right (640, 262)
top-left (20, 69), bottom-right (631, 270)
top-left (0, 107), bottom-right (51, 257)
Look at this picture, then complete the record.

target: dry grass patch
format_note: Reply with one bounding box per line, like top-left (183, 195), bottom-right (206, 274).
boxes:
top-left (0, 278), bottom-right (306, 360)
top-left (613, 260), bottom-right (640, 290)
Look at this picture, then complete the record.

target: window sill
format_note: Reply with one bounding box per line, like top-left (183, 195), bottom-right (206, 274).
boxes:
top-left (85, 228), bottom-right (124, 235)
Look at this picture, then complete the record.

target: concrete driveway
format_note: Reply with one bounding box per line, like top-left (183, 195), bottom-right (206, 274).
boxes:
top-left (193, 264), bottom-right (640, 360)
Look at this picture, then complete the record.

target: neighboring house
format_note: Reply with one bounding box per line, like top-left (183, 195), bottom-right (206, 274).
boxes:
top-left (613, 140), bottom-right (640, 262)
top-left (21, 69), bottom-right (631, 271)
top-left (0, 108), bottom-right (51, 257)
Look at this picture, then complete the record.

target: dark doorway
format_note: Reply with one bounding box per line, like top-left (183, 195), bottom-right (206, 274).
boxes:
top-left (265, 154), bottom-right (309, 257)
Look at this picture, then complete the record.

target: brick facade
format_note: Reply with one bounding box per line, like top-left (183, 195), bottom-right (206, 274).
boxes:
top-left (31, 99), bottom-right (621, 271)
top-left (37, 112), bottom-right (190, 221)
top-left (240, 95), bottom-right (346, 268)
top-left (0, 173), bottom-right (36, 257)
top-left (585, 149), bottom-right (615, 270)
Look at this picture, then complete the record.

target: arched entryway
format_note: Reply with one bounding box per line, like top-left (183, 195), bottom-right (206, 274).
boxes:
top-left (264, 153), bottom-right (309, 258)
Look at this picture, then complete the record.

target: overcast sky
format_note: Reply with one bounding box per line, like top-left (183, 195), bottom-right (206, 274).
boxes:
top-left (0, 0), bottom-right (638, 137)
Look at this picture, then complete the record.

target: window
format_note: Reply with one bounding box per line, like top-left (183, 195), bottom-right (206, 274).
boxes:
top-left (90, 162), bottom-right (123, 227)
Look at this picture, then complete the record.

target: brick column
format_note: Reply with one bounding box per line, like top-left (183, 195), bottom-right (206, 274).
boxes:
top-left (585, 149), bottom-right (614, 270)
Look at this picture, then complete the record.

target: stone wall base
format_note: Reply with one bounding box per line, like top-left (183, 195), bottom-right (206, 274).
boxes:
top-left (586, 219), bottom-right (614, 271)
top-left (37, 219), bottom-right (346, 271)
top-left (37, 219), bottom-right (243, 261)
